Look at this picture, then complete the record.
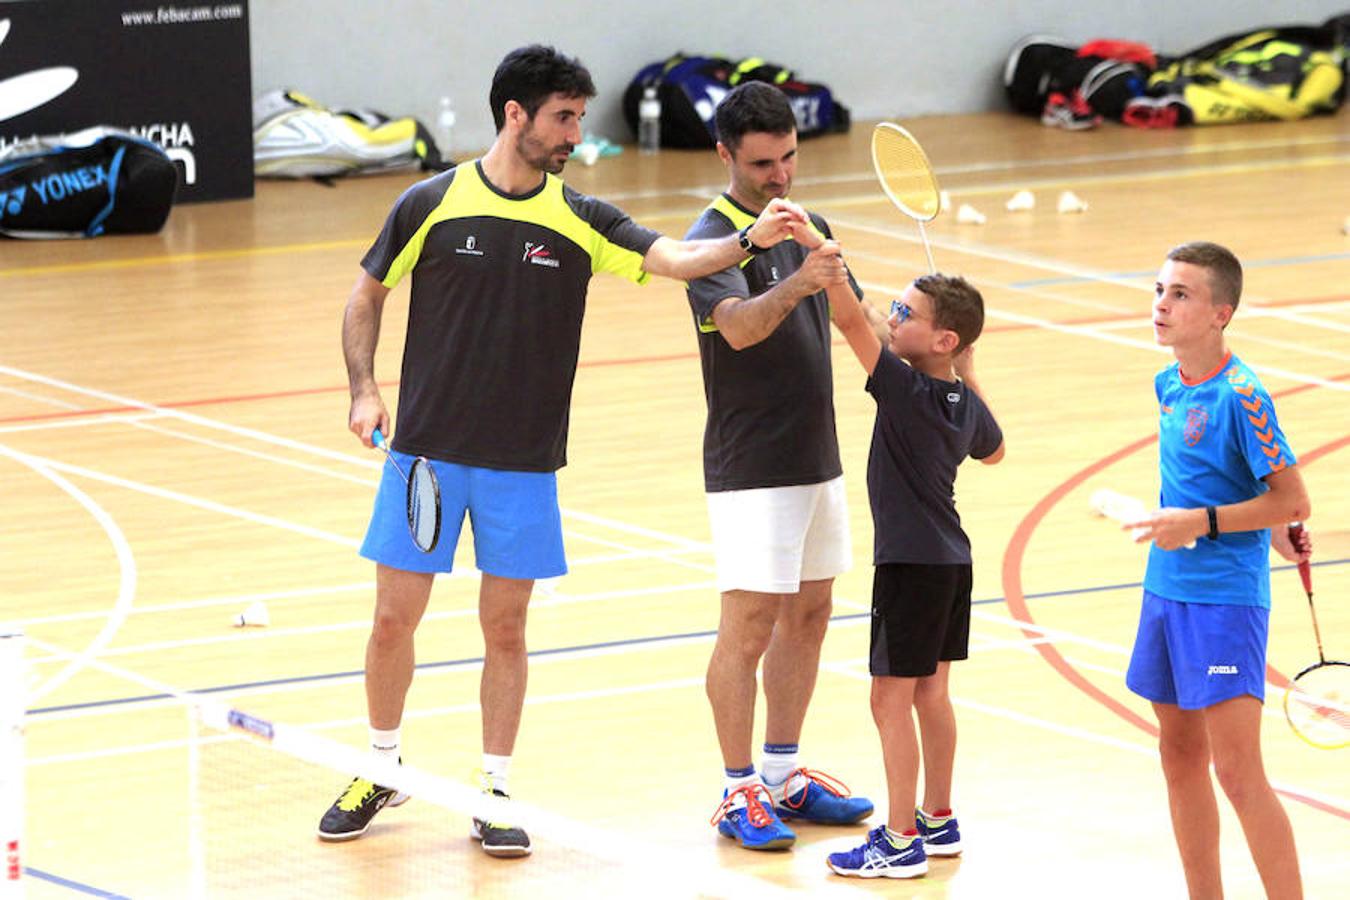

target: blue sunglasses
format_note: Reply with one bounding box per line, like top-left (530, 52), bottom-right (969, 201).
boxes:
top-left (889, 300), bottom-right (915, 323)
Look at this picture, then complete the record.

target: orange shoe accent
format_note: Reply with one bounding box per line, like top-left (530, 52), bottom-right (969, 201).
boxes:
top-left (782, 768), bottom-right (853, 810)
top-left (711, 784), bottom-right (776, 828)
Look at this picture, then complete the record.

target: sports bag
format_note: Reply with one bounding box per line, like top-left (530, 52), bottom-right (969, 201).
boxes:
top-left (0, 127), bottom-right (177, 239)
top-left (253, 89), bottom-right (450, 178)
top-left (623, 53), bottom-right (850, 149)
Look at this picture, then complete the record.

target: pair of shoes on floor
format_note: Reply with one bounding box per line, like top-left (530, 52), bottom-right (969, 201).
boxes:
top-left (827, 809), bottom-right (962, 879)
top-left (712, 768), bottom-right (874, 851)
top-left (316, 769), bottom-right (530, 857)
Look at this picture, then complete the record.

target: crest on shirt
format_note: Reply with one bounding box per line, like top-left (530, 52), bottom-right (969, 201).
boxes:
top-left (522, 241), bottom-right (560, 268)
top-left (1184, 406), bottom-right (1208, 446)
top-left (455, 234), bottom-right (484, 257)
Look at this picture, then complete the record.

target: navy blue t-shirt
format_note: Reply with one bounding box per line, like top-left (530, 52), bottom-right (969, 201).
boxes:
top-left (865, 349), bottom-right (1002, 564)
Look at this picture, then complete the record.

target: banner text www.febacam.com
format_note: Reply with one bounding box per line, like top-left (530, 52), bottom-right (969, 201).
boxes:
top-left (120, 4), bottom-right (243, 26)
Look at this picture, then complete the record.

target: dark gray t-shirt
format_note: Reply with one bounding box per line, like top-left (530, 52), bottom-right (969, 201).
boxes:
top-left (865, 348), bottom-right (1002, 564)
top-left (684, 195), bottom-right (856, 492)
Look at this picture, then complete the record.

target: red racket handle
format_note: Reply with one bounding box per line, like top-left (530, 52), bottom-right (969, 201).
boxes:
top-left (1288, 522), bottom-right (1312, 595)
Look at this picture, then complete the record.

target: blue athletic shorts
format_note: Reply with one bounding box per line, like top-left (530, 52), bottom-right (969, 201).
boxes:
top-left (359, 452), bottom-right (566, 579)
top-left (1125, 590), bottom-right (1269, 709)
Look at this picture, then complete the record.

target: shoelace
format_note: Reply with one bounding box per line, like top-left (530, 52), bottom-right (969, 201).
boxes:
top-left (781, 767), bottom-right (852, 810)
top-left (337, 778), bottom-right (378, 811)
top-left (710, 783), bottom-right (776, 828)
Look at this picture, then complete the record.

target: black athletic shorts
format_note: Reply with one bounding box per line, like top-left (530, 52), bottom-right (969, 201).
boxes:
top-left (870, 563), bottom-right (972, 677)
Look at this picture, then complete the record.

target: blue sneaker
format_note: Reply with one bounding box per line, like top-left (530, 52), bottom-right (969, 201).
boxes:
top-left (827, 826), bottom-right (927, 879)
top-left (711, 784), bottom-right (796, 850)
top-left (771, 768), bottom-right (873, 825)
top-left (916, 808), bottom-right (962, 856)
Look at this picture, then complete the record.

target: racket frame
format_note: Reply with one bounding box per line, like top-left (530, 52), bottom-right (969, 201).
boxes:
top-left (870, 121), bottom-right (941, 273)
top-left (371, 427), bottom-right (443, 554)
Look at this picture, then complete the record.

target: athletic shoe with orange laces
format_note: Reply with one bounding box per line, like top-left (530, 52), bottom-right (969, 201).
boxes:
top-left (770, 768), bottom-right (874, 825)
top-left (711, 783), bottom-right (796, 850)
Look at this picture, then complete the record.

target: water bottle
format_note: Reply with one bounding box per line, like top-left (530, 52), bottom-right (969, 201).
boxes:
top-left (435, 96), bottom-right (456, 160)
top-left (638, 86), bottom-right (661, 154)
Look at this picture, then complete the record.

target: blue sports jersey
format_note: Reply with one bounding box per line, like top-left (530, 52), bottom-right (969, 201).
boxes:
top-left (1143, 353), bottom-right (1296, 608)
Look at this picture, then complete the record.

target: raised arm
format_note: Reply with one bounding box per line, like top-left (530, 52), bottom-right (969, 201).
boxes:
top-left (713, 240), bottom-right (850, 349)
top-left (341, 270), bottom-right (392, 447)
top-left (954, 346), bottom-right (1005, 465)
top-left (643, 198), bottom-right (806, 281)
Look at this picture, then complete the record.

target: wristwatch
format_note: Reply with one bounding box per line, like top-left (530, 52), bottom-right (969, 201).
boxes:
top-left (737, 224), bottom-right (768, 256)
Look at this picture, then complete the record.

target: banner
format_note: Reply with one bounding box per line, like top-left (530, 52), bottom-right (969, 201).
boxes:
top-left (0, 0), bottom-right (253, 202)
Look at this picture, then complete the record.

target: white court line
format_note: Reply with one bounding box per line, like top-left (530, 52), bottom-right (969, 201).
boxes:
top-left (23, 580), bottom-right (718, 661)
top-left (22, 635), bottom-right (801, 900)
top-left (0, 411), bottom-right (161, 434)
top-left (823, 659), bottom-right (1350, 811)
top-left (0, 444), bottom-right (137, 703)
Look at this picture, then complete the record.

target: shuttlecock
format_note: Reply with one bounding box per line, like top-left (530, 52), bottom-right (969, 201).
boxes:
top-left (1058, 190), bottom-right (1088, 213)
top-left (939, 190), bottom-right (952, 213)
top-left (1005, 189), bottom-right (1035, 212)
top-left (233, 600), bottom-right (270, 627)
top-left (578, 143), bottom-right (600, 167)
top-left (1089, 489), bottom-right (1147, 522)
top-left (1342, 215), bottom-right (1350, 235)
top-left (956, 203), bottom-right (986, 225)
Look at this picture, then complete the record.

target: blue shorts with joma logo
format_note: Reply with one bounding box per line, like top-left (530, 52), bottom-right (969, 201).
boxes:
top-left (360, 451), bottom-right (566, 579)
top-left (1126, 590), bottom-right (1269, 709)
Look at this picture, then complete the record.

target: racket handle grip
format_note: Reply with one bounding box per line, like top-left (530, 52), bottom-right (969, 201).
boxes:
top-left (1288, 522), bottom-right (1312, 594)
top-left (372, 427), bottom-right (387, 450)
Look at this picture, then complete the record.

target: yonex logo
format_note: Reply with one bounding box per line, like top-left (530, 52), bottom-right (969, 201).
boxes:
top-left (946, 392), bottom-right (960, 403)
top-left (456, 234), bottom-right (484, 256)
top-left (0, 19), bottom-right (80, 124)
top-left (1207, 664), bottom-right (1238, 675)
top-left (522, 241), bottom-right (560, 268)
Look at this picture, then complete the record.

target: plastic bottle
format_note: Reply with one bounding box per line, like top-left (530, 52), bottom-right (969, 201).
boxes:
top-left (638, 86), bottom-right (661, 154)
top-left (435, 96), bottom-right (456, 160)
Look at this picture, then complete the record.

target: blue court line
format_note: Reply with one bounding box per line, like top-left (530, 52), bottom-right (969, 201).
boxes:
top-left (22, 868), bottom-right (131, 898)
top-left (1009, 250), bottom-right (1350, 290)
top-left (26, 559), bottom-right (1341, 718)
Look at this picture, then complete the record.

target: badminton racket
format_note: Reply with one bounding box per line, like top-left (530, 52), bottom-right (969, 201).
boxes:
top-left (871, 122), bottom-right (942, 273)
top-left (1283, 522), bottom-right (1349, 749)
top-left (372, 427), bottom-right (441, 553)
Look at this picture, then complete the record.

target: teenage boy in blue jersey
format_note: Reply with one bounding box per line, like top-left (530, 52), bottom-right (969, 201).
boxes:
top-left (1124, 241), bottom-right (1310, 900)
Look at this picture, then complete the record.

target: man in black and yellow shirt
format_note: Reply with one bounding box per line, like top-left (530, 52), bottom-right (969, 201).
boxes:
top-left (690, 83), bottom-right (887, 851)
top-left (320, 46), bottom-right (805, 856)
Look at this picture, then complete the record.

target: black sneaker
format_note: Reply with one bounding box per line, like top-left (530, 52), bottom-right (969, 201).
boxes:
top-left (317, 776), bottom-right (409, 842)
top-left (470, 788), bottom-right (531, 858)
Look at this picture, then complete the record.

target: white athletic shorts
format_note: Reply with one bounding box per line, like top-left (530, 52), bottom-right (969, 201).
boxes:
top-left (705, 475), bottom-right (851, 594)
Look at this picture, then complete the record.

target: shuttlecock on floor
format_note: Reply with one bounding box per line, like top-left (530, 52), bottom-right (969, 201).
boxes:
top-left (939, 190), bottom-right (952, 213)
top-left (1005, 189), bottom-right (1035, 212)
top-left (956, 203), bottom-right (986, 225)
top-left (1058, 190), bottom-right (1088, 213)
top-left (233, 600), bottom-right (270, 627)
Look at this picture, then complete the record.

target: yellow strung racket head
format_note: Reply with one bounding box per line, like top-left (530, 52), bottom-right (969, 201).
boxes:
top-left (871, 122), bottom-right (942, 223)
top-left (1283, 660), bottom-right (1350, 750)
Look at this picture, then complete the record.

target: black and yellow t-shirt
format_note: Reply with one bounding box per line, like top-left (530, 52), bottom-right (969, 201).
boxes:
top-left (362, 161), bottom-right (660, 472)
top-left (684, 194), bottom-right (852, 492)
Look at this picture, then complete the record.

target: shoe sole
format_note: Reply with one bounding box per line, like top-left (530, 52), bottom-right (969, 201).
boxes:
top-left (827, 860), bottom-right (928, 879)
top-left (471, 822), bottom-right (532, 858)
top-left (925, 843), bottom-right (962, 857)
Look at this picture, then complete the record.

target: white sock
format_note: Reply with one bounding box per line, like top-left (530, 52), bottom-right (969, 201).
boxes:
top-left (370, 726), bottom-right (400, 762)
top-left (760, 744), bottom-right (799, 786)
top-left (483, 753), bottom-right (511, 795)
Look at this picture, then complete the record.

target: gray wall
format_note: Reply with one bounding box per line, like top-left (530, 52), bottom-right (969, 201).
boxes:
top-left (250, 0), bottom-right (1348, 155)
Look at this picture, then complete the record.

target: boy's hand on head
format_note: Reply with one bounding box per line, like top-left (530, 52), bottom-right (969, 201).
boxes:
top-left (953, 345), bottom-right (975, 379)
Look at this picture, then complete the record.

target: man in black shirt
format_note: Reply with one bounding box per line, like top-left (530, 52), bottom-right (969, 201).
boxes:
top-left (690, 83), bottom-right (886, 851)
top-left (320, 46), bottom-right (805, 857)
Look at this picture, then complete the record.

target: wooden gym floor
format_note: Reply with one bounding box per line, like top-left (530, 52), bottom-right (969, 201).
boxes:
top-left (2, 109), bottom-right (1348, 898)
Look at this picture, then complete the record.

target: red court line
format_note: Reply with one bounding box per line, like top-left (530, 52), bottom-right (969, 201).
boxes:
top-left (1000, 378), bottom-right (1350, 819)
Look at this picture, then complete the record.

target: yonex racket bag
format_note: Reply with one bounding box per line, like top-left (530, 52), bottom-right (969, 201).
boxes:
top-left (0, 128), bottom-right (177, 239)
